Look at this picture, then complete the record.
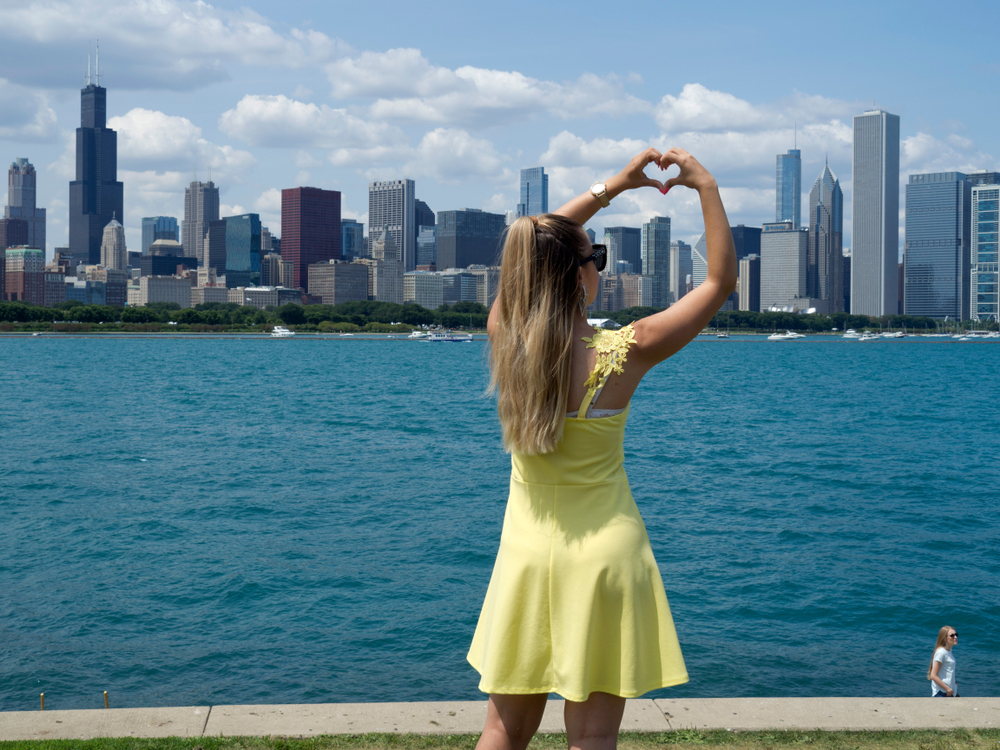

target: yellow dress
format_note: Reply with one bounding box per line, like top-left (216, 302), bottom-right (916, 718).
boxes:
top-left (468, 324), bottom-right (688, 702)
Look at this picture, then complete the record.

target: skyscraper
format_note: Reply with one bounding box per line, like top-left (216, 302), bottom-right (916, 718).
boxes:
top-left (776, 149), bottom-right (801, 228)
top-left (971, 183), bottom-right (999, 321)
top-left (281, 187), bottom-right (341, 290)
top-left (100, 216), bottom-right (126, 270)
top-left (603, 227), bottom-right (641, 271)
top-left (69, 55), bottom-right (123, 265)
top-left (807, 164), bottom-right (845, 312)
top-left (904, 172), bottom-right (971, 320)
top-left (414, 199), bottom-right (434, 256)
top-left (852, 109), bottom-right (900, 316)
top-left (669, 240), bottom-right (692, 305)
top-left (436, 209), bottom-right (506, 269)
top-left (517, 167), bottom-right (548, 217)
top-left (641, 216), bottom-right (670, 307)
top-left (760, 221), bottom-right (808, 311)
top-left (6, 158), bottom-right (46, 256)
top-left (224, 213), bottom-right (261, 288)
top-left (342, 219), bottom-right (364, 261)
top-left (369, 179), bottom-right (415, 271)
top-left (142, 216), bottom-right (179, 255)
top-left (183, 181), bottom-right (219, 266)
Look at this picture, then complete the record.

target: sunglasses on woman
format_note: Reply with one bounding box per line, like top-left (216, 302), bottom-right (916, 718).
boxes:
top-left (582, 244), bottom-right (607, 272)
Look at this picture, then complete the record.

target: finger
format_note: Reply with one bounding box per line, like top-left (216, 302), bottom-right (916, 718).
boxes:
top-left (641, 177), bottom-right (665, 191)
top-left (663, 176), bottom-right (681, 191)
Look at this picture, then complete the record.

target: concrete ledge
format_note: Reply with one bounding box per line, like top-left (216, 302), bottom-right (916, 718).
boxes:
top-left (2, 698), bottom-right (998, 741)
top-left (654, 697), bottom-right (1000, 732)
top-left (0, 705), bottom-right (209, 741)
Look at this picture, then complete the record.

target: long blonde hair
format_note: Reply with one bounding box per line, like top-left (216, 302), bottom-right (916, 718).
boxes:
top-left (489, 214), bottom-right (588, 454)
top-left (927, 626), bottom-right (954, 679)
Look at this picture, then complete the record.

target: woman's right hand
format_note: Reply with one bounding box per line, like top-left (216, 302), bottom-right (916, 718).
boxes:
top-left (658, 147), bottom-right (718, 194)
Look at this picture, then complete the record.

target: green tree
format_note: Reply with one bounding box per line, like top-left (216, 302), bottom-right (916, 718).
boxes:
top-left (277, 304), bottom-right (306, 324)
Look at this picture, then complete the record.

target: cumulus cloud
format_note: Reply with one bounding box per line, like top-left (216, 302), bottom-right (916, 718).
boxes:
top-left (0, 0), bottom-right (346, 90)
top-left (902, 132), bottom-right (996, 175)
top-left (655, 84), bottom-right (858, 133)
top-left (109, 108), bottom-right (256, 176)
top-left (0, 79), bottom-right (58, 141)
top-left (326, 127), bottom-right (507, 184)
top-left (219, 94), bottom-right (406, 150)
top-left (328, 48), bottom-right (651, 128)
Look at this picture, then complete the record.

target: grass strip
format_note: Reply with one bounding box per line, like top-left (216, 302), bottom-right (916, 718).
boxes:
top-left (3, 730), bottom-right (1000, 750)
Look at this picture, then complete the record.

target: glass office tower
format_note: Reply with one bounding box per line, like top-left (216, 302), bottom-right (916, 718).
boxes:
top-left (776, 149), bottom-right (801, 228)
top-left (904, 172), bottom-right (970, 320)
top-left (517, 167), bottom-right (548, 217)
top-left (972, 184), bottom-right (999, 321)
top-left (224, 213), bottom-right (261, 288)
top-left (141, 216), bottom-right (179, 255)
top-left (641, 217), bottom-right (670, 307)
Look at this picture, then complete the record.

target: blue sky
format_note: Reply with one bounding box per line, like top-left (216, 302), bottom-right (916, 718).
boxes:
top-left (1, 0), bottom-right (997, 259)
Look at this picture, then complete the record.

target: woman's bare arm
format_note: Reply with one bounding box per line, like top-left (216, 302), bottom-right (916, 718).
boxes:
top-left (631, 148), bottom-right (737, 370)
top-left (553, 148), bottom-right (666, 226)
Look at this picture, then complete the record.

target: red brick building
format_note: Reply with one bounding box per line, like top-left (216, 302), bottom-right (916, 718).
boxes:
top-left (4, 247), bottom-right (44, 304)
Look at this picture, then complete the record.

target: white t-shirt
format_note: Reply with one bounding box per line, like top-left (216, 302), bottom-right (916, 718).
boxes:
top-left (932, 647), bottom-right (956, 696)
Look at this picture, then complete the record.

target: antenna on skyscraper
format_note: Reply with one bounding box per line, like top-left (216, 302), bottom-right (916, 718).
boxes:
top-left (95, 41), bottom-right (101, 86)
top-left (86, 43), bottom-right (92, 86)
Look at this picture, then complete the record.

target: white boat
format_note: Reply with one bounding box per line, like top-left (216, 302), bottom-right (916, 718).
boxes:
top-left (768, 330), bottom-right (802, 341)
top-left (425, 332), bottom-right (474, 342)
top-left (271, 326), bottom-right (295, 338)
top-left (859, 332), bottom-right (880, 342)
top-left (843, 329), bottom-right (861, 339)
top-left (408, 330), bottom-right (429, 339)
top-left (716, 332), bottom-right (729, 339)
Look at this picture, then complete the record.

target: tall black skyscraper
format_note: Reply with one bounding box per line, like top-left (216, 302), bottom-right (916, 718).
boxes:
top-left (69, 54), bottom-right (123, 264)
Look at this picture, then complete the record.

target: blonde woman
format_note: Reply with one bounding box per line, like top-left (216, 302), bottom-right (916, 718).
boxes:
top-left (928, 626), bottom-right (958, 697)
top-left (468, 147), bottom-right (736, 750)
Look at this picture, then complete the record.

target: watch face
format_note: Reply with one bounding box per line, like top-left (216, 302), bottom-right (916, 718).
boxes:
top-left (592, 183), bottom-right (607, 193)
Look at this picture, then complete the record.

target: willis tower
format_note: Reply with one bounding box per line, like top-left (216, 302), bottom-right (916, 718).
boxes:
top-left (69, 50), bottom-right (123, 264)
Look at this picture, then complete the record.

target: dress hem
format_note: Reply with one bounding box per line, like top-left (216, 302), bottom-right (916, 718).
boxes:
top-left (468, 657), bottom-right (689, 703)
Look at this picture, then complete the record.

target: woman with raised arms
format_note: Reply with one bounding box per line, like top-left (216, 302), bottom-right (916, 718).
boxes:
top-left (467, 147), bottom-right (736, 750)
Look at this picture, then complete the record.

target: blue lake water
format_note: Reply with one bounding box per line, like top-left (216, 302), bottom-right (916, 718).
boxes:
top-left (1, 334), bottom-right (998, 711)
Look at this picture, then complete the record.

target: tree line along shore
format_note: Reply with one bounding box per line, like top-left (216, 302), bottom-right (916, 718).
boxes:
top-left (0, 299), bottom-right (992, 335)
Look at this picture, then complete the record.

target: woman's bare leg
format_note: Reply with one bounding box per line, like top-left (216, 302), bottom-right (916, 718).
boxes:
top-left (475, 694), bottom-right (549, 750)
top-left (564, 692), bottom-right (626, 750)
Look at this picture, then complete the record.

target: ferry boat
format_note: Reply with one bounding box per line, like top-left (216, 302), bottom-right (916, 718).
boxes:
top-left (271, 326), bottom-right (295, 338)
top-left (425, 332), bottom-right (474, 343)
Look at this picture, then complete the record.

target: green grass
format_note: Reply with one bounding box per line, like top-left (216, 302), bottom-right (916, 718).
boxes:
top-left (3, 730), bottom-right (1000, 750)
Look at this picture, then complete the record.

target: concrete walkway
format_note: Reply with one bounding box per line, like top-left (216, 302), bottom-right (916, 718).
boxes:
top-left (1, 698), bottom-right (998, 741)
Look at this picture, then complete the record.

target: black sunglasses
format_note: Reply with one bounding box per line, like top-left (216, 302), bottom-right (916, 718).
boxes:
top-left (582, 244), bottom-right (607, 272)
top-left (950, 633), bottom-right (959, 638)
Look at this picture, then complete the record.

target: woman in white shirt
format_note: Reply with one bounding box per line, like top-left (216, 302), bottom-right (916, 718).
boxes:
top-left (928, 626), bottom-right (958, 697)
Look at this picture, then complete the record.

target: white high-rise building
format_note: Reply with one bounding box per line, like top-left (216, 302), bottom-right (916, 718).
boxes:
top-left (368, 179), bottom-right (416, 272)
top-left (971, 183), bottom-right (1000, 321)
top-left (760, 221), bottom-right (808, 311)
top-left (851, 109), bottom-right (900, 316)
top-left (100, 216), bottom-right (126, 270)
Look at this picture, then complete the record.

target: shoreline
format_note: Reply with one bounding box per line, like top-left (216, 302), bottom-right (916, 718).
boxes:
top-left (2, 697), bottom-right (998, 741)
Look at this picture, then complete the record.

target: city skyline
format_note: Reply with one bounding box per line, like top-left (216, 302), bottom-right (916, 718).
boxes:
top-left (0, 1), bottom-right (996, 260)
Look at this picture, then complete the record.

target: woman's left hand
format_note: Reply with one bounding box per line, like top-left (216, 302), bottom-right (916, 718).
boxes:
top-left (610, 148), bottom-right (666, 193)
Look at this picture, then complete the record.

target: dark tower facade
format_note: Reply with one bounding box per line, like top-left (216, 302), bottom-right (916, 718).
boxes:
top-left (69, 59), bottom-right (123, 265)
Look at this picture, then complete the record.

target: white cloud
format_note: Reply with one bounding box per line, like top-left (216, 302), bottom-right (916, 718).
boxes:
top-left (655, 84), bottom-right (858, 133)
top-left (0, 79), bottom-right (57, 141)
top-left (219, 94), bottom-right (405, 150)
top-left (403, 128), bottom-right (506, 183)
top-left (328, 48), bottom-right (651, 128)
top-left (221, 203), bottom-right (247, 217)
top-left (902, 132), bottom-right (996, 175)
top-left (253, 188), bottom-right (281, 214)
top-left (109, 108), bottom-right (256, 176)
top-left (0, 0), bottom-right (347, 90)
top-left (541, 131), bottom-right (651, 169)
top-left (295, 150), bottom-right (322, 169)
